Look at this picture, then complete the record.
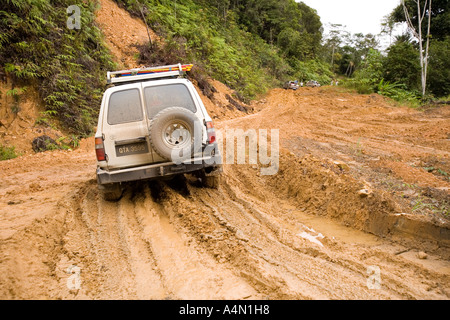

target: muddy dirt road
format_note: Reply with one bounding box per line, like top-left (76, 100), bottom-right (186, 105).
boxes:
top-left (1, 86), bottom-right (449, 300)
top-left (0, 0), bottom-right (449, 301)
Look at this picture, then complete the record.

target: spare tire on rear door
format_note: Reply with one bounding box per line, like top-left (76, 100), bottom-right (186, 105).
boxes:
top-left (149, 107), bottom-right (203, 163)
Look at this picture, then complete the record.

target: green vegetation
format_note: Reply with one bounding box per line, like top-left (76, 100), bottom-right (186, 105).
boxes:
top-left (341, 32), bottom-right (449, 105)
top-left (0, 0), bottom-right (448, 141)
top-left (338, 0), bottom-right (449, 105)
top-left (117, 0), bottom-right (331, 100)
top-left (412, 196), bottom-right (449, 217)
top-left (6, 85), bottom-right (28, 114)
top-left (0, 0), bottom-right (114, 136)
top-left (343, 47), bottom-right (421, 107)
top-left (0, 144), bottom-right (19, 160)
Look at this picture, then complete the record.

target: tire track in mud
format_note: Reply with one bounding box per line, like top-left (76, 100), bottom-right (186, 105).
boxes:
top-left (58, 183), bottom-right (139, 299)
top-left (161, 166), bottom-right (449, 300)
top-left (115, 190), bottom-right (166, 299)
top-left (179, 176), bottom-right (378, 300)
top-left (1, 148), bottom-right (448, 300)
top-left (50, 181), bottom-right (162, 299)
top-left (1, 161), bottom-right (448, 299)
top-left (50, 164), bottom-right (448, 300)
top-left (128, 182), bottom-right (257, 299)
top-left (59, 179), bottom-right (257, 299)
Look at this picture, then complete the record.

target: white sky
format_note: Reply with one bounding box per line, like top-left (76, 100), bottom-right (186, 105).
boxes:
top-left (297, 0), bottom-right (407, 49)
top-left (298, 0), bottom-right (402, 35)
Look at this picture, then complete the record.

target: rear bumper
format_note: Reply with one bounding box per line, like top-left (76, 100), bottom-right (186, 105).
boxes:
top-left (97, 155), bottom-right (222, 185)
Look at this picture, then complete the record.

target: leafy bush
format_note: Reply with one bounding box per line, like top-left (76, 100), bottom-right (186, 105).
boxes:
top-left (0, 144), bottom-right (18, 160)
top-left (382, 38), bottom-right (420, 92)
top-left (377, 80), bottom-right (420, 103)
top-left (343, 48), bottom-right (422, 106)
top-left (117, 0), bottom-right (323, 100)
top-left (428, 37), bottom-right (450, 97)
top-left (344, 78), bottom-right (375, 95)
top-left (0, 0), bottom-right (115, 136)
top-left (288, 58), bottom-right (333, 85)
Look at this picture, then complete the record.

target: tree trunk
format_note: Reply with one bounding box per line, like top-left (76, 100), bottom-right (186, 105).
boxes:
top-left (402, 0), bottom-right (432, 97)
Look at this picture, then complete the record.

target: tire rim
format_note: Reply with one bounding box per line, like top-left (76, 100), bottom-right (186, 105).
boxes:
top-left (162, 120), bottom-right (192, 148)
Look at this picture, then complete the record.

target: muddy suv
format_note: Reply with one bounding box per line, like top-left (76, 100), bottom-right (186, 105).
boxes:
top-left (305, 80), bottom-right (321, 87)
top-left (283, 80), bottom-right (300, 90)
top-left (95, 64), bottom-right (222, 200)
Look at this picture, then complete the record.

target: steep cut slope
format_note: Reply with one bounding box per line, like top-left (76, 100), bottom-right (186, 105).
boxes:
top-left (95, 0), bottom-right (156, 69)
top-left (95, 0), bottom-right (250, 120)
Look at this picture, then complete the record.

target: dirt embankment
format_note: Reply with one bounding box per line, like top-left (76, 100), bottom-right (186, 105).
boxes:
top-left (0, 0), bottom-right (449, 300)
top-left (0, 81), bottom-right (68, 155)
top-left (226, 88), bottom-right (450, 241)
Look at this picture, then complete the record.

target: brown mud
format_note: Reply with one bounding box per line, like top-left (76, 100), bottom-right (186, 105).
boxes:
top-left (0, 0), bottom-right (448, 300)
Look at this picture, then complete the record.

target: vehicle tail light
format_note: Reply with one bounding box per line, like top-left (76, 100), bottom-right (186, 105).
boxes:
top-left (206, 121), bottom-right (216, 144)
top-left (95, 136), bottom-right (106, 161)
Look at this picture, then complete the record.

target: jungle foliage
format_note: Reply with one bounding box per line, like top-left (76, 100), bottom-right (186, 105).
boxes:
top-left (337, 0), bottom-right (449, 104)
top-left (116, 0), bottom-right (332, 100)
top-left (1, 0), bottom-right (448, 139)
top-left (0, 0), bottom-right (114, 136)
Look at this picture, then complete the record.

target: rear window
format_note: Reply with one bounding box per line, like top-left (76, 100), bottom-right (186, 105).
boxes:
top-left (107, 89), bottom-right (143, 125)
top-left (144, 84), bottom-right (197, 118)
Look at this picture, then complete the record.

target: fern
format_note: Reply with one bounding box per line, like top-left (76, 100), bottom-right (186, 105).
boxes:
top-left (376, 79), bottom-right (420, 105)
top-left (5, 0), bottom-right (27, 10)
top-left (1, 0), bottom-right (115, 137)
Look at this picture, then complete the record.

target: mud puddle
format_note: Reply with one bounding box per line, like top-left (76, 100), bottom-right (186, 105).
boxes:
top-left (280, 203), bottom-right (380, 247)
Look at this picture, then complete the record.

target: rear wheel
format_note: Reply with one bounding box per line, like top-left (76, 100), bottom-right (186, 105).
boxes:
top-left (101, 183), bottom-right (123, 201)
top-left (202, 174), bottom-right (220, 189)
top-left (197, 169), bottom-right (220, 189)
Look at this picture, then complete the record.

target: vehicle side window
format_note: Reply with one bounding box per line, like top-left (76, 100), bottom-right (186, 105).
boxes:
top-left (107, 89), bottom-right (143, 125)
top-left (144, 84), bottom-right (197, 118)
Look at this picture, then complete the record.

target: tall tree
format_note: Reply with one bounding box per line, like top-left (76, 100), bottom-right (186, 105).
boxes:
top-left (401, 0), bottom-right (432, 96)
top-left (390, 0), bottom-right (449, 41)
top-left (322, 23), bottom-right (350, 72)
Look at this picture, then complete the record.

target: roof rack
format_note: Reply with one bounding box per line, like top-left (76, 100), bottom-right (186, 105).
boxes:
top-left (107, 63), bottom-right (193, 84)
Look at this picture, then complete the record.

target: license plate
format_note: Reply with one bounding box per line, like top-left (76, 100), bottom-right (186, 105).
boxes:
top-left (115, 142), bottom-right (149, 157)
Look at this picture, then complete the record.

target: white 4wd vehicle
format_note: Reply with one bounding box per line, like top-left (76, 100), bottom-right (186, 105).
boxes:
top-left (95, 64), bottom-right (222, 200)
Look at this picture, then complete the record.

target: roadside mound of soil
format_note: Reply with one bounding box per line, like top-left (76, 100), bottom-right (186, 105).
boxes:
top-left (95, 0), bottom-right (158, 69)
top-left (263, 150), bottom-right (450, 256)
top-left (219, 86), bottom-right (450, 255)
